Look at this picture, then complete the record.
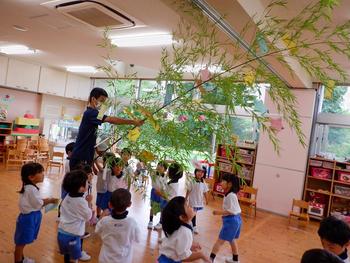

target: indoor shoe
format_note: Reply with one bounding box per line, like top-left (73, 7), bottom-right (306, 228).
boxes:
top-left (154, 222), bottom-right (162, 230)
top-left (225, 258), bottom-right (239, 263)
top-left (79, 251), bottom-right (91, 261)
top-left (23, 258), bottom-right (35, 263)
top-left (147, 221), bottom-right (153, 229)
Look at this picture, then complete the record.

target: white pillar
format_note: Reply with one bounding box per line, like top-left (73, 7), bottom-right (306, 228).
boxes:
top-left (253, 88), bottom-right (316, 215)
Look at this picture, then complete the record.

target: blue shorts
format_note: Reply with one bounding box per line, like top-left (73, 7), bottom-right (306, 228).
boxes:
top-left (160, 199), bottom-right (168, 210)
top-left (158, 254), bottom-right (181, 263)
top-left (99, 191), bottom-right (112, 210)
top-left (14, 210), bottom-right (42, 245)
top-left (151, 188), bottom-right (161, 202)
top-left (96, 192), bottom-right (108, 209)
top-left (61, 186), bottom-right (68, 200)
top-left (219, 214), bottom-right (242, 242)
top-left (57, 230), bottom-right (82, 260)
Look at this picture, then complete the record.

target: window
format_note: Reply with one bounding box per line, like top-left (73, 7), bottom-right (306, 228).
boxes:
top-left (105, 79), bottom-right (138, 99)
top-left (321, 85), bottom-right (350, 114)
top-left (230, 117), bottom-right (256, 141)
top-left (139, 80), bottom-right (166, 100)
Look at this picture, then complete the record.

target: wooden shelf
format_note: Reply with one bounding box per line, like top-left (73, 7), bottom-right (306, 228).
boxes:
top-left (306, 188), bottom-right (331, 195)
top-left (236, 161), bottom-right (253, 166)
top-left (309, 214), bottom-right (324, 220)
top-left (11, 133), bottom-right (39, 136)
top-left (334, 180), bottom-right (350, 186)
top-left (307, 176), bottom-right (332, 182)
top-left (333, 194), bottom-right (350, 200)
top-left (310, 157), bottom-right (335, 162)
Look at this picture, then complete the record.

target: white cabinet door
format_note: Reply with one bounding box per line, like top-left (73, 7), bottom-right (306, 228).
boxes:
top-left (38, 67), bottom-right (66, 97)
top-left (65, 73), bottom-right (91, 101)
top-left (77, 77), bottom-right (91, 101)
top-left (0, 56), bottom-right (8, 86)
top-left (6, 59), bottom-right (40, 92)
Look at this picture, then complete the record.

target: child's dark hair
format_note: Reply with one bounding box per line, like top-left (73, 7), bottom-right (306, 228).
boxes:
top-left (89, 87), bottom-right (108, 102)
top-left (301, 249), bottom-right (343, 263)
top-left (221, 172), bottom-right (240, 194)
top-left (161, 196), bottom-right (187, 237)
top-left (318, 216), bottom-right (350, 246)
top-left (194, 166), bottom-right (207, 182)
top-left (63, 170), bottom-right (88, 195)
top-left (74, 163), bottom-right (92, 174)
top-left (65, 142), bottom-right (75, 155)
top-left (168, 162), bottom-right (183, 182)
top-left (158, 160), bottom-right (169, 170)
top-left (110, 188), bottom-right (131, 212)
top-left (19, 163), bottom-right (44, 193)
top-left (121, 148), bottom-right (132, 156)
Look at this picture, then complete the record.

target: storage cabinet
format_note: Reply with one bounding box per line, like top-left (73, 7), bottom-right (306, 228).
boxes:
top-left (0, 55), bottom-right (8, 86)
top-left (213, 142), bottom-right (257, 195)
top-left (38, 67), bottom-right (66, 97)
top-left (6, 59), bottom-right (40, 92)
top-left (65, 73), bottom-right (91, 101)
top-left (304, 157), bottom-right (350, 220)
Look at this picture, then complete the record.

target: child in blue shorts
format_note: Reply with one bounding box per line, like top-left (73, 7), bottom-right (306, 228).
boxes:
top-left (14, 163), bottom-right (58, 263)
top-left (210, 173), bottom-right (242, 263)
top-left (57, 170), bottom-right (92, 263)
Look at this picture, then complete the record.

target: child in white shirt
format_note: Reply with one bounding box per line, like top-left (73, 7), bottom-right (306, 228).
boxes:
top-left (14, 163), bottom-right (58, 263)
top-left (166, 162), bottom-right (183, 201)
top-left (186, 166), bottom-right (209, 234)
top-left (301, 249), bottom-right (344, 263)
top-left (58, 170), bottom-right (93, 263)
top-left (121, 148), bottom-right (134, 190)
top-left (148, 161), bottom-right (168, 230)
top-left (210, 173), bottom-right (242, 263)
top-left (158, 196), bottom-right (210, 263)
top-left (95, 188), bottom-right (140, 263)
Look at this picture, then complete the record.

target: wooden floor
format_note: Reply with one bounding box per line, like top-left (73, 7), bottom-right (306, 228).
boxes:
top-left (0, 166), bottom-right (322, 263)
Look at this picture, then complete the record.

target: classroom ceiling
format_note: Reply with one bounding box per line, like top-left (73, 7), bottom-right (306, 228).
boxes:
top-left (0, 0), bottom-right (349, 85)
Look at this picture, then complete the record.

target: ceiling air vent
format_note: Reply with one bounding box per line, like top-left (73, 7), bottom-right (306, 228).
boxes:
top-left (41, 0), bottom-right (136, 30)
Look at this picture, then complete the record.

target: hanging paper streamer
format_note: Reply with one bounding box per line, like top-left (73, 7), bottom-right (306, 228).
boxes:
top-left (164, 84), bottom-right (174, 105)
top-left (97, 98), bottom-right (112, 120)
top-left (139, 150), bottom-right (156, 162)
top-left (44, 203), bottom-right (59, 213)
top-left (257, 33), bottom-right (269, 55)
top-left (244, 71), bottom-right (256, 86)
top-left (127, 127), bottom-right (141, 142)
top-left (137, 106), bottom-right (160, 132)
top-left (324, 80), bottom-right (336, 100)
top-left (198, 115), bottom-right (206, 121)
top-left (282, 34), bottom-right (297, 54)
top-left (270, 117), bottom-right (284, 132)
top-left (178, 115), bottom-right (188, 122)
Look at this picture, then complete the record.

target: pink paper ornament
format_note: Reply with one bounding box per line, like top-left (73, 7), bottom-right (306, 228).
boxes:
top-left (198, 115), bottom-right (206, 121)
top-left (269, 117), bottom-right (284, 132)
top-left (200, 68), bottom-right (211, 82)
top-left (178, 115), bottom-right (188, 122)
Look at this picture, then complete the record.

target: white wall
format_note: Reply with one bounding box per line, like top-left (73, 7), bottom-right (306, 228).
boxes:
top-left (40, 94), bottom-right (86, 136)
top-left (254, 88), bottom-right (316, 215)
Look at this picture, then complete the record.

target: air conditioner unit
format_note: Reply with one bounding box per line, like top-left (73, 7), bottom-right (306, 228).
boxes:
top-left (41, 0), bottom-right (139, 30)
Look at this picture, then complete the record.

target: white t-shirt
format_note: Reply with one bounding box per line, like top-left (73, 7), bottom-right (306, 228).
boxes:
top-left (187, 180), bottom-right (209, 208)
top-left (152, 174), bottom-right (167, 191)
top-left (167, 182), bottom-right (180, 200)
top-left (106, 170), bottom-right (128, 192)
top-left (19, 185), bottom-right (43, 214)
top-left (64, 159), bottom-right (70, 174)
top-left (223, 192), bottom-right (241, 215)
top-left (96, 170), bottom-right (107, 193)
top-left (159, 225), bottom-right (193, 261)
top-left (58, 195), bottom-right (92, 236)
top-left (95, 215), bottom-right (140, 263)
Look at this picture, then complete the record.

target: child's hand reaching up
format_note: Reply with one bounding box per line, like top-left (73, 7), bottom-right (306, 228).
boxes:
top-left (85, 194), bottom-right (93, 203)
top-left (191, 242), bottom-right (201, 252)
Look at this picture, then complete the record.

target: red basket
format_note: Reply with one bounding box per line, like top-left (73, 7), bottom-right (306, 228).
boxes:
top-left (338, 171), bottom-right (350, 183)
top-left (310, 167), bottom-right (332, 179)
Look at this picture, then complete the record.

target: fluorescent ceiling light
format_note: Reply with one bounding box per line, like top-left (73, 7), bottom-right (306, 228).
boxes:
top-left (0, 45), bottom-right (37, 55)
top-left (180, 64), bottom-right (224, 74)
top-left (111, 32), bottom-right (174, 47)
top-left (66, 66), bottom-right (97, 73)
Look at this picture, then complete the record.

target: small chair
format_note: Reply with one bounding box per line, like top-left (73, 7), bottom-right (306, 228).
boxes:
top-left (47, 151), bottom-right (64, 173)
top-left (6, 149), bottom-right (24, 170)
top-left (37, 143), bottom-right (50, 163)
top-left (204, 177), bottom-right (216, 200)
top-left (288, 199), bottom-right (310, 225)
top-left (238, 185), bottom-right (258, 217)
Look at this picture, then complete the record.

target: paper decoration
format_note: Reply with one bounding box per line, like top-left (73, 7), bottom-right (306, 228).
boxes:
top-left (139, 150), bottom-right (156, 162)
top-left (137, 106), bottom-right (160, 131)
top-left (44, 203), bottom-right (58, 213)
top-left (198, 115), bottom-right (206, 121)
top-left (282, 34), bottom-right (297, 54)
top-left (324, 80), bottom-right (336, 99)
top-left (97, 99), bottom-right (112, 120)
top-left (257, 33), bottom-right (269, 55)
top-left (270, 117), bottom-right (284, 132)
top-left (200, 68), bottom-right (211, 82)
top-left (127, 127), bottom-right (141, 142)
top-left (178, 115), bottom-right (188, 122)
top-left (244, 71), bottom-right (255, 86)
